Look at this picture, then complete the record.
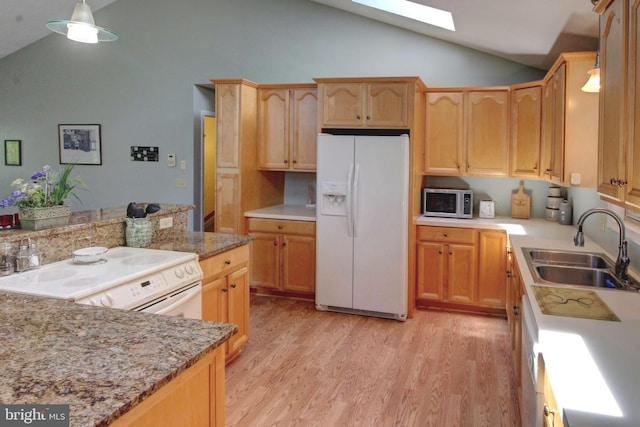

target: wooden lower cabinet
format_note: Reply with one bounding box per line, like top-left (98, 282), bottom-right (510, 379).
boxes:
top-left (247, 218), bottom-right (316, 298)
top-left (110, 345), bottom-right (225, 427)
top-left (201, 244), bottom-right (250, 362)
top-left (416, 225), bottom-right (507, 314)
top-left (540, 356), bottom-right (565, 427)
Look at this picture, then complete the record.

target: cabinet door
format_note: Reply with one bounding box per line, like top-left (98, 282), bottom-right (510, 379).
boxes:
top-left (598, 0), bottom-right (627, 201)
top-left (365, 82), bottom-right (409, 127)
top-left (424, 92), bottom-right (464, 175)
top-left (202, 276), bottom-right (226, 323)
top-left (541, 70), bottom-right (566, 182)
top-left (416, 241), bottom-right (445, 300)
top-left (216, 84), bottom-right (241, 169)
top-left (477, 230), bottom-right (507, 307)
top-left (291, 88), bottom-right (318, 171)
top-left (282, 234), bottom-right (316, 293)
top-left (257, 88), bottom-right (289, 170)
top-left (227, 267), bottom-right (250, 356)
top-left (466, 91), bottom-right (510, 176)
top-left (446, 244), bottom-right (476, 304)
top-left (215, 173), bottom-right (240, 234)
top-left (320, 83), bottom-right (363, 127)
top-left (511, 86), bottom-right (542, 178)
top-left (249, 232), bottom-right (280, 290)
top-left (626, 1), bottom-right (640, 207)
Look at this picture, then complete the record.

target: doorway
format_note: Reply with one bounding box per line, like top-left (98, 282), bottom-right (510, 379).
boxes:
top-left (203, 115), bottom-right (216, 231)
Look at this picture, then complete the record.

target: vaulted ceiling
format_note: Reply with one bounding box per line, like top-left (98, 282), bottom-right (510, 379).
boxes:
top-left (1, 0), bottom-right (598, 70)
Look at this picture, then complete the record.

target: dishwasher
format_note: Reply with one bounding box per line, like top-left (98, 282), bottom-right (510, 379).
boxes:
top-left (521, 295), bottom-right (543, 427)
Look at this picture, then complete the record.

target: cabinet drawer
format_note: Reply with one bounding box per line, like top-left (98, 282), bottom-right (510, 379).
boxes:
top-left (200, 244), bottom-right (250, 279)
top-left (247, 218), bottom-right (315, 235)
top-left (417, 226), bottom-right (476, 244)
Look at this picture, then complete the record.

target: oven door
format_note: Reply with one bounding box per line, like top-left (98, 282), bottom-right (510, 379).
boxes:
top-left (135, 282), bottom-right (202, 320)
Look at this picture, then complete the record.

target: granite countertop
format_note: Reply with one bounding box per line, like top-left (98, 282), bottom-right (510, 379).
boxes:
top-left (150, 231), bottom-right (254, 260)
top-left (418, 215), bottom-right (640, 426)
top-left (0, 292), bottom-right (236, 427)
top-left (244, 204), bottom-right (316, 222)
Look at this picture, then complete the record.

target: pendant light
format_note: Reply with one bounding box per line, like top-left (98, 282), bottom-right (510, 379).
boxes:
top-left (582, 0), bottom-right (600, 92)
top-left (46, 0), bottom-right (118, 44)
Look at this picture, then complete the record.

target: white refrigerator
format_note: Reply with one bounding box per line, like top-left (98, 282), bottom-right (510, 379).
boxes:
top-left (315, 133), bottom-right (408, 321)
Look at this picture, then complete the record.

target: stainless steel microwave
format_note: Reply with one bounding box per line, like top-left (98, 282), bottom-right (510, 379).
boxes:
top-left (422, 188), bottom-right (473, 219)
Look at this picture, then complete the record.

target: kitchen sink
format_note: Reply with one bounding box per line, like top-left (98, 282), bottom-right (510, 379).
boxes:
top-left (535, 265), bottom-right (625, 289)
top-left (522, 247), bottom-right (640, 292)
top-left (525, 248), bottom-right (612, 268)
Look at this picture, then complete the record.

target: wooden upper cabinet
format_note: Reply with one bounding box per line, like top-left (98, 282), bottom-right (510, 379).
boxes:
top-left (540, 53), bottom-right (599, 187)
top-left (291, 87), bottom-right (318, 171)
top-left (424, 91), bottom-right (464, 175)
top-left (423, 88), bottom-right (509, 176)
top-left (216, 84), bottom-right (241, 169)
top-left (365, 82), bottom-right (409, 127)
top-left (465, 90), bottom-right (510, 176)
top-left (257, 85), bottom-right (317, 171)
top-left (510, 84), bottom-right (542, 178)
top-left (596, 0), bottom-right (629, 203)
top-left (315, 78), bottom-right (417, 129)
top-left (626, 0), bottom-right (640, 208)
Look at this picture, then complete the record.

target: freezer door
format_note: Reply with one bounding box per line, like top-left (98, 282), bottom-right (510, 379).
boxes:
top-left (316, 134), bottom-right (355, 308)
top-left (352, 135), bottom-right (408, 316)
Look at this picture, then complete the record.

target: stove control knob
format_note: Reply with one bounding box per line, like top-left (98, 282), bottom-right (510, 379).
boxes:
top-left (175, 267), bottom-right (185, 279)
top-left (185, 263), bottom-right (195, 275)
top-left (100, 293), bottom-right (114, 308)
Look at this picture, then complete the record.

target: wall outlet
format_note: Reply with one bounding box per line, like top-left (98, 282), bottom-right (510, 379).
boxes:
top-left (159, 217), bottom-right (173, 229)
top-left (176, 178), bottom-right (187, 189)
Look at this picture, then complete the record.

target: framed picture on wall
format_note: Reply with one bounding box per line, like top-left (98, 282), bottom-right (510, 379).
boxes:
top-left (58, 124), bottom-right (102, 165)
top-left (4, 140), bottom-right (22, 166)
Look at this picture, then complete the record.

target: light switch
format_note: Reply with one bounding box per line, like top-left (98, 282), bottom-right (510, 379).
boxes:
top-left (180, 160), bottom-right (186, 170)
top-left (167, 154), bottom-right (176, 167)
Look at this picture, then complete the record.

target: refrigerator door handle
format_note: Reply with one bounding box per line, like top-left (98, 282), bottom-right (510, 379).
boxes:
top-left (353, 163), bottom-right (360, 238)
top-left (346, 162), bottom-right (354, 237)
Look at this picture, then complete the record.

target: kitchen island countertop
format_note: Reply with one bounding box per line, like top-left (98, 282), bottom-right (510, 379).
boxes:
top-left (0, 292), bottom-right (236, 426)
top-left (150, 231), bottom-right (253, 260)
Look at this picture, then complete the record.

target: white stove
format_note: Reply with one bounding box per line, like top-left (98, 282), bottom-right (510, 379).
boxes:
top-left (0, 247), bottom-right (203, 317)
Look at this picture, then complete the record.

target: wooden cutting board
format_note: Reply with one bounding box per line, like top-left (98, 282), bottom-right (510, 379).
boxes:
top-left (532, 285), bottom-right (620, 322)
top-left (511, 184), bottom-right (531, 219)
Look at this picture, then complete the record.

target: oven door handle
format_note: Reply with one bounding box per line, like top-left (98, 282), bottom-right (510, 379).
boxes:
top-left (136, 283), bottom-right (201, 316)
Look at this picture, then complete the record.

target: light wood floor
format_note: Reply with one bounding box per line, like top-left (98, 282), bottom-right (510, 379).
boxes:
top-left (225, 296), bottom-right (520, 427)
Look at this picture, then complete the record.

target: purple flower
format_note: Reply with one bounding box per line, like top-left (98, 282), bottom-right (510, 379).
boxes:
top-left (30, 171), bottom-right (47, 180)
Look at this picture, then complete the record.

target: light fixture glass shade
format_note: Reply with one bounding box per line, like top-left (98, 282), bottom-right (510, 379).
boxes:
top-left (581, 67), bottom-right (601, 93)
top-left (46, 1), bottom-right (118, 43)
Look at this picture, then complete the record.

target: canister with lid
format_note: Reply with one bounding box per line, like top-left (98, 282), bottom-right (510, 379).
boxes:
top-left (559, 200), bottom-right (573, 225)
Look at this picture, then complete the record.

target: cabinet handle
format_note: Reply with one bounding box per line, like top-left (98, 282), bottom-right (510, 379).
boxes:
top-left (619, 180), bottom-right (628, 187)
top-left (506, 271), bottom-right (512, 278)
top-left (282, 242), bottom-right (287, 247)
top-left (284, 159), bottom-right (288, 164)
top-left (292, 160), bottom-right (297, 164)
top-left (610, 178), bottom-right (617, 185)
top-left (438, 250), bottom-right (443, 255)
top-left (543, 404), bottom-right (556, 417)
top-left (449, 251), bottom-right (453, 255)
top-left (533, 163), bottom-right (538, 170)
top-left (356, 115), bottom-right (361, 120)
top-left (546, 168), bottom-right (553, 173)
top-left (366, 115), bottom-right (370, 120)
top-left (514, 309), bottom-right (520, 316)
top-left (222, 287), bottom-right (228, 292)
top-left (224, 260), bottom-right (231, 265)
top-left (278, 225), bottom-right (283, 230)
top-left (231, 283), bottom-right (237, 289)
top-left (273, 241), bottom-right (278, 246)
top-left (443, 233), bottom-right (448, 237)
top-left (456, 164), bottom-right (460, 170)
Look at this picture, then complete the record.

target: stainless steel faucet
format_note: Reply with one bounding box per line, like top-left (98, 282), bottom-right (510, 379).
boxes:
top-left (574, 208), bottom-right (630, 281)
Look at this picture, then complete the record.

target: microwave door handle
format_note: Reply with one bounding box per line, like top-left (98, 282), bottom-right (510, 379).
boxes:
top-left (352, 163), bottom-right (360, 238)
top-left (346, 162), bottom-right (354, 237)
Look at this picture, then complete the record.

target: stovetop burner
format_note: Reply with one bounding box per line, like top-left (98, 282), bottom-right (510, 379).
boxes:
top-left (0, 246), bottom-right (201, 306)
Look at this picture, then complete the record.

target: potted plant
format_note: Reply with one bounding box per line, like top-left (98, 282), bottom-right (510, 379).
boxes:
top-left (1, 164), bottom-right (85, 230)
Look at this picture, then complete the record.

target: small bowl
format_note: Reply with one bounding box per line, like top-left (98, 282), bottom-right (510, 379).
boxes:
top-left (545, 208), bottom-right (560, 222)
top-left (547, 196), bottom-right (563, 209)
top-left (72, 246), bottom-right (108, 264)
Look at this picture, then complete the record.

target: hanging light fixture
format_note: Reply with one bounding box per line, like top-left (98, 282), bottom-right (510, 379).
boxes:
top-left (46, 0), bottom-right (118, 44)
top-left (582, 0), bottom-right (600, 92)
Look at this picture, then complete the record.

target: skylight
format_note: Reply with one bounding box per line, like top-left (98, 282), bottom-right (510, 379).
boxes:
top-left (352, 0), bottom-right (455, 31)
